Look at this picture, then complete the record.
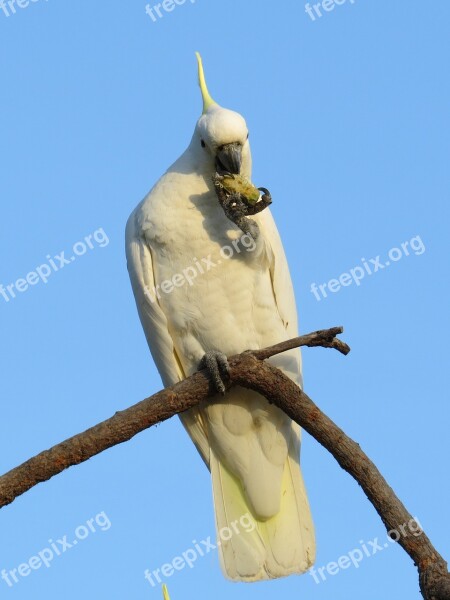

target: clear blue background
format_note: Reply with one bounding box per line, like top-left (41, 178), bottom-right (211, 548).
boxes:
top-left (1, 1), bottom-right (449, 598)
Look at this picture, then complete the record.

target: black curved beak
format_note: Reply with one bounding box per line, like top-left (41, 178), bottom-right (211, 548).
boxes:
top-left (215, 142), bottom-right (242, 175)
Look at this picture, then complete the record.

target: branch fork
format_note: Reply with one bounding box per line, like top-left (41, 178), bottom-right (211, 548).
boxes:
top-left (0, 326), bottom-right (448, 599)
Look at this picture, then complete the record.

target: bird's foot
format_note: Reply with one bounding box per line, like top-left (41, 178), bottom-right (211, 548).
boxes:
top-left (218, 191), bottom-right (260, 240)
top-left (199, 350), bottom-right (230, 395)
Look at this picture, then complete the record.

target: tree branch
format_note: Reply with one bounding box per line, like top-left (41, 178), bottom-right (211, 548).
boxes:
top-left (0, 326), bottom-right (447, 599)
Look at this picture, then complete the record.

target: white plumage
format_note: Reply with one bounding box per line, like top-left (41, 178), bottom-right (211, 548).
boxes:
top-left (126, 55), bottom-right (315, 581)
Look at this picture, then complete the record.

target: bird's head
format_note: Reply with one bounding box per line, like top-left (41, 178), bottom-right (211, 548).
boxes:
top-left (192, 53), bottom-right (251, 178)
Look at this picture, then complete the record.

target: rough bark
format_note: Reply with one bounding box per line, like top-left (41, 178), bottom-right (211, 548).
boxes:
top-left (0, 326), bottom-right (447, 599)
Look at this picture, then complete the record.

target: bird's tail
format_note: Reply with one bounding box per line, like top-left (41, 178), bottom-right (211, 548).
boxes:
top-left (210, 424), bottom-right (315, 582)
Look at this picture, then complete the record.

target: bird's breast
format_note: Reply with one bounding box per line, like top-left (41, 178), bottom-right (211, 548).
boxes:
top-left (140, 182), bottom-right (286, 365)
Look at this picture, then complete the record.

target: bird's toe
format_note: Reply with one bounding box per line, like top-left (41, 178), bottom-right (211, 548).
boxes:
top-left (200, 351), bottom-right (230, 395)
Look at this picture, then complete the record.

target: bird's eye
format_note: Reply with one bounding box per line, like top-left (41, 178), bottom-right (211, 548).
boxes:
top-left (247, 132), bottom-right (249, 140)
top-left (201, 139), bottom-right (206, 148)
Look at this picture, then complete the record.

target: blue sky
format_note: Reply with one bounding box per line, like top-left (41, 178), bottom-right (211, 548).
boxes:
top-left (0, 1), bottom-right (449, 599)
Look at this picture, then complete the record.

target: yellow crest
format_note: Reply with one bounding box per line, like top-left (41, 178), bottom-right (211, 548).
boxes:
top-left (162, 584), bottom-right (171, 600)
top-left (195, 52), bottom-right (217, 114)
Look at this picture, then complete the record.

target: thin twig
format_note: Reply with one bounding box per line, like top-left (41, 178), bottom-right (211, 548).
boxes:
top-left (251, 326), bottom-right (350, 360)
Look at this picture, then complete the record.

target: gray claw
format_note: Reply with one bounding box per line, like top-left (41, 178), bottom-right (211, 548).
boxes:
top-left (200, 350), bottom-right (230, 394)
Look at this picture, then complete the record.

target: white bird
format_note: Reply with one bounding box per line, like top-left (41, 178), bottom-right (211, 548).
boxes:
top-left (126, 54), bottom-right (315, 581)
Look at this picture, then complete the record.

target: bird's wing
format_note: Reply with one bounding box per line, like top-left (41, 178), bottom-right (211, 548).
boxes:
top-left (256, 207), bottom-right (299, 336)
top-left (126, 206), bottom-right (183, 387)
top-left (254, 207), bottom-right (303, 385)
top-left (125, 206), bottom-right (211, 464)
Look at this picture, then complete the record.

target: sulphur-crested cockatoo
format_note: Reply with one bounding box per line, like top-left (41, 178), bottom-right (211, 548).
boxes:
top-left (126, 54), bottom-right (315, 581)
